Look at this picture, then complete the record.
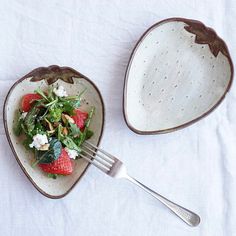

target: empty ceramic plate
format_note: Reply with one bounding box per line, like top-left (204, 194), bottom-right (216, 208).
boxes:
top-left (123, 18), bottom-right (233, 134)
top-left (3, 66), bottom-right (104, 198)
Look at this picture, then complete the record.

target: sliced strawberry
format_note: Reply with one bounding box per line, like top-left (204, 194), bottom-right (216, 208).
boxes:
top-left (39, 149), bottom-right (73, 175)
top-left (21, 93), bottom-right (42, 112)
top-left (72, 109), bottom-right (88, 129)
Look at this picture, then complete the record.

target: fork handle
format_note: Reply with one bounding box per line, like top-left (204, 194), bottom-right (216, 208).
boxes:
top-left (125, 175), bottom-right (200, 227)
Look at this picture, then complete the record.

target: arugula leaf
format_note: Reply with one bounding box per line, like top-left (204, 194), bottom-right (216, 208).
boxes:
top-left (47, 173), bottom-right (57, 179)
top-left (57, 124), bottom-right (64, 141)
top-left (69, 123), bottom-right (81, 137)
top-left (35, 88), bottom-right (49, 101)
top-left (59, 99), bottom-right (76, 115)
top-left (85, 129), bottom-right (94, 140)
top-left (48, 106), bottom-right (62, 122)
top-left (47, 86), bottom-right (55, 101)
top-left (33, 99), bottom-right (47, 109)
top-left (58, 91), bottom-right (85, 115)
top-left (24, 106), bottom-right (40, 134)
top-left (62, 136), bottom-right (81, 153)
top-left (71, 100), bottom-right (80, 109)
top-left (13, 110), bottom-right (23, 136)
top-left (63, 88), bottom-right (86, 109)
top-left (23, 136), bottom-right (33, 150)
top-left (85, 107), bottom-right (95, 128)
top-left (30, 122), bottom-right (46, 137)
top-left (77, 107), bottom-right (95, 146)
top-left (33, 138), bottom-right (62, 166)
top-left (45, 97), bottom-right (58, 107)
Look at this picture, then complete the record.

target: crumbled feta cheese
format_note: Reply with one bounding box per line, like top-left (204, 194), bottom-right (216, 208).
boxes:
top-left (65, 148), bottom-right (78, 159)
top-left (21, 112), bottom-right (28, 119)
top-left (53, 85), bottom-right (68, 97)
top-left (29, 134), bottom-right (48, 150)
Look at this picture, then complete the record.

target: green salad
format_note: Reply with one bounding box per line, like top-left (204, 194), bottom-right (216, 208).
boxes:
top-left (14, 85), bottom-right (94, 178)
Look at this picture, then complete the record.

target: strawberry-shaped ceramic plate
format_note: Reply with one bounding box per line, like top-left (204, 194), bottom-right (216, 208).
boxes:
top-left (3, 66), bottom-right (104, 198)
top-left (123, 18), bottom-right (233, 134)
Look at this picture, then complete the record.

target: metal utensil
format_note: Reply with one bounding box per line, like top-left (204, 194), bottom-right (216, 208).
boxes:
top-left (80, 141), bottom-right (200, 227)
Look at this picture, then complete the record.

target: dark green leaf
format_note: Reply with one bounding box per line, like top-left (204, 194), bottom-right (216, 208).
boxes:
top-left (47, 173), bottom-right (57, 179)
top-left (77, 107), bottom-right (95, 146)
top-left (85, 129), bottom-right (94, 140)
top-left (31, 122), bottom-right (46, 136)
top-left (13, 111), bottom-right (23, 136)
top-left (34, 138), bottom-right (62, 165)
top-left (62, 136), bottom-right (81, 153)
top-left (85, 107), bottom-right (95, 129)
top-left (33, 99), bottom-right (47, 108)
top-left (34, 88), bottom-right (49, 101)
top-left (24, 106), bottom-right (40, 134)
top-left (69, 123), bottom-right (81, 137)
top-left (23, 136), bottom-right (33, 150)
top-left (60, 100), bottom-right (75, 115)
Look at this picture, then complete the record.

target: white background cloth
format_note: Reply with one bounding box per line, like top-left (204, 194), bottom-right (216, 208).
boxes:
top-left (0, 1), bottom-right (236, 235)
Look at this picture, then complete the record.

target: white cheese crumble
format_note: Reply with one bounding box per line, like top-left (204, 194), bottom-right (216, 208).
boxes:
top-left (21, 112), bottom-right (28, 119)
top-left (65, 148), bottom-right (78, 159)
top-left (29, 134), bottom-right (48, 150)
top-left (53, 85), bottom-right (68, 97)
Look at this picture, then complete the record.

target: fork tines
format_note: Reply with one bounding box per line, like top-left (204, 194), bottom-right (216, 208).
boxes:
top-left (80, 141), bottom-right (115, 173)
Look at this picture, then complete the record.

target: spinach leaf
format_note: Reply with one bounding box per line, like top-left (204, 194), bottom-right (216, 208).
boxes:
top-left (13, 110), bottom-right (23, 136)
top-left (33, 138), bottom-right (62, 166)
top-left (85, 129), bottom-right (94, 140)
top-left (24, 106), bottom-right (40, 134)
top-left (62, 136), bottom-right (81, 153)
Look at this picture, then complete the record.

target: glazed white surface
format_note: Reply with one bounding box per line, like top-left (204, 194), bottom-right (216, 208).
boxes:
top-left (0, 1), bottom-right (236, 236)
top-left (125, 21), bottom-right (231, 132)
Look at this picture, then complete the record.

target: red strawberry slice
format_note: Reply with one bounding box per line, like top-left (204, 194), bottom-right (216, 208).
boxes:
top-left (72, 109), bottom-right (88, 129)
top-left (39, 149), bottom-right (73, 175)
top-left (21, 93), bottom-right (42, 112)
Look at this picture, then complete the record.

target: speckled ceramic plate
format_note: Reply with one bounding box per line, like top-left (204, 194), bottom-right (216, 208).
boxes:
top-left (123, 18), bottom-right (233, 134)
top-left (3, 65), bottom-right (105, 198)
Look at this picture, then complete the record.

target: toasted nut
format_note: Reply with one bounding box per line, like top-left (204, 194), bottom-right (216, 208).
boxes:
top-left (44, 118), bottom-right (54, 131)
top-left (47, 130), bottom-right (55, 134)
top-left (39, 144), bottom-right (50, 151)
top-left (62, 127), bottom-right (68, 135)
top-left (61, 114), bottom-right (67, 124)
top-left (53, 122), bottom-right (60, 128)
top-left (62, 113), bottom-right (75, 124)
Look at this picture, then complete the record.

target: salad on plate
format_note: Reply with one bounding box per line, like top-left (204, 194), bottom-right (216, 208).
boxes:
top-left (14, 85), bottom-right (94, 179)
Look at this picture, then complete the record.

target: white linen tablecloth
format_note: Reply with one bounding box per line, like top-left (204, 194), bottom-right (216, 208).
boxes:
top-left (0, 1), bottom-right (236, 235)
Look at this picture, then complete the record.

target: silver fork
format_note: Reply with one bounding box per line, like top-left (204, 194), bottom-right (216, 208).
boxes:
top-left (80, 141), bottom-right (200, 227)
